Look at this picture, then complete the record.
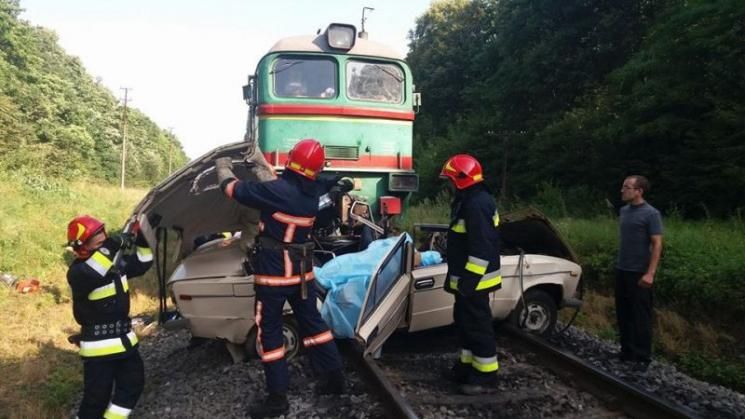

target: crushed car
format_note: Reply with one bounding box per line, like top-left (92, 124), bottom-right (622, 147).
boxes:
top-left (131, 142), bottom-right (583, 360)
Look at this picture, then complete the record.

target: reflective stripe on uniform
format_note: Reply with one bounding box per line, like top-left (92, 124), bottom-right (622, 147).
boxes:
top-left (476, 270), bottom-right (502, 291)
top-left (451, 219), bottom-right (466, 233)
top-left (303, 330), bottom-right (334, 347)
top-left (448, 275), bottom-right (460, 291)
top-left (471, 355), bottom-right (499, 373)
top-left (85, 251), bottom-right (113, 277)
top-left (254, 272), bottom-right (315, 286)
top-left (288, 162), bottom-right (315, 178)
top-left (493, 211), bottom-right (500, 226)
top-left (79, 331), bottom-right (138, 357)
top-left (261, 345), bottom-right (286, 362)
top-left (465, 256), bottom-right (489, 275)
top-left (459, 349), bottom-right (473, 364)
top-left (103, 403), bottom-right (132, 419)
top-left (136, 246), bottom-right (152, 263)
top-left (271, 211), bottom-right (315, 227)
top-left (88, 275), bottom-right (129, 301)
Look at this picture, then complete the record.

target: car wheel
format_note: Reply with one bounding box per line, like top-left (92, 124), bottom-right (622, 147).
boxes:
top-left (245, 315), bottom-right (301, 360)
top-left (510, 289), bottom-right (557, 337)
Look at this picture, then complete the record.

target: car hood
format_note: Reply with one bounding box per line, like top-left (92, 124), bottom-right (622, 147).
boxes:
top-left (499, 208), bottom-right (578, 263)
top-left (132, 141), bottom-right (258, 256)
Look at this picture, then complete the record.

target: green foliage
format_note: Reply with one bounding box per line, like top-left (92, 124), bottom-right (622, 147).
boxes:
top-left (408, 0), bottom-right (745, 218)
top-left (678, 352), bottom-right (745, 394)
top-left (564, 216), bottom-right (745, 323)
top-left (0, 173), bottom-right (145, 277)
top-left (0, 0), bottom-right (189, 185)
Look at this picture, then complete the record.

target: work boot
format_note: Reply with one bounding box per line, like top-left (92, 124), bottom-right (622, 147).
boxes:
top-left (458, 374), bottom-right (498, 395)
top-left (248, 393), bottom-right (289, 419)
top-left (441, 364), bottom-right (469, 384)
top-left (316, 368), bottom-right (346, 395)
top-left (458, 381), bottom-right (498, 395)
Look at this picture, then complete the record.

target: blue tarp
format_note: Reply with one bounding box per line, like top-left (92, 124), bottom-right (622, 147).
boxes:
top-left (315, 234), bottom-right (442, 338)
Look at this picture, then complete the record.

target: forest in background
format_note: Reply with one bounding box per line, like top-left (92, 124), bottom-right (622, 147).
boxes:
top-left (408, 0), bottom-right (745, 218)
top-left (0, 0), bottom-right (188, 187)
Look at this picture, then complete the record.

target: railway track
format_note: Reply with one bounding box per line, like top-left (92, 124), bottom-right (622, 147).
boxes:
top-left (350, 325), bottom-right (700, 419)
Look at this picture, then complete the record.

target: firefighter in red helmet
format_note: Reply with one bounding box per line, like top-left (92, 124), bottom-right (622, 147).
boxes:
top-left (65, 215), bottom-right (153, 418)
top-left (440, 154), bottom-right (502, 394)
top-left (215, 139), bottom-right (350, 418)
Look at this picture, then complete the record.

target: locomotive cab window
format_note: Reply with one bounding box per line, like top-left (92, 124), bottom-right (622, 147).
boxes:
top-left (272, 57), bottom-right (337, 99)
top-left (346, 60), bottom-right (404, 104)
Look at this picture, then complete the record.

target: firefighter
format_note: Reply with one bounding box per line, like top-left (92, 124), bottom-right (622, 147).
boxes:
top-left (440, 154), bottom-right (502, 395)
top-left (215, 139), bottom-right (349, 418)
top-left (66, 215), bottom-right (153, 419)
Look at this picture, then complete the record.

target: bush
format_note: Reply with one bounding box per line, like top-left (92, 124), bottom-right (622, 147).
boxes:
top-left (562, 216), bottom-right (745, 324)
top-left (678, 352), bottom-right (745, 394)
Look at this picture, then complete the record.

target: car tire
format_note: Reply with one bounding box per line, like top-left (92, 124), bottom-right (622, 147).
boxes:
top-left (509, 289), bottom-right (557, 337)
top-left (245, 315), bottom-right (301, 361)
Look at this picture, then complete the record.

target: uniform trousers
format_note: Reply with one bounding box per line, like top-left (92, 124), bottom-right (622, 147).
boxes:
top-left (255, 282), bottom-right (342, 394)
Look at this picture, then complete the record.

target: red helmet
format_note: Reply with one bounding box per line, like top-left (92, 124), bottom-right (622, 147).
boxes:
top-left (440, 154), bottom-right (484, 190)
top-left (285, 139), bottom-right (325, 179)
top-left (67, 215), bottom-right (105, 249)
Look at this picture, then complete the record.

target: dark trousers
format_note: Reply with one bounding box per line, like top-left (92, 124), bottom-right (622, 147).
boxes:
top-left (255, 283), bottom-right (343, 394)
top-left (454, 292), bottom-right (497, 384)
top-left (78, 350), bottom-right (144, 419)
top-left (615, 269), bottom-right (653, 363)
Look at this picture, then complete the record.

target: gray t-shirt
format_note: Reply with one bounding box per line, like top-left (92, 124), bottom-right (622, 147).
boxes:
top-left (617, 202), bottom-right (663, 272)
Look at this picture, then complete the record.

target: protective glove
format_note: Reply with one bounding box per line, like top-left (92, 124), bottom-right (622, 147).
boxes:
top-left (67, 333), bottom-right (81, 347)
top-left (100, 236), bottom-right (122, 255)
top-left (337, 177), bottom-right (354, 193)
top-left (215, 157), bottom-right (237, 184)
top-left (105, 233), bottom-right (136, 253)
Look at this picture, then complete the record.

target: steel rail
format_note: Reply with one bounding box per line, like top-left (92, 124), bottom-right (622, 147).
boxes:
top-left (340, 342), bottom-right (419, 419)
top-left (503, 325), bottom-right (701, 419)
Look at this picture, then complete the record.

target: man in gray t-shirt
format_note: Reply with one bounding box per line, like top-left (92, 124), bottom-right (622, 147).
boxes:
top-left (615, 175), bottom-right (663, 371)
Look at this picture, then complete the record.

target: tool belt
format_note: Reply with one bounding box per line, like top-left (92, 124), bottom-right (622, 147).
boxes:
top-left (256, 236), bottom-right (314, 255)
top-left (248, 236), bottom-right (315, 298)
top-left (81, 319), bottom-right (132, 340)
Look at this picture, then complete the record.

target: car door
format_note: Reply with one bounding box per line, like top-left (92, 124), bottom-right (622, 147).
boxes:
top-left (355, 234), bottom-right (413, 356)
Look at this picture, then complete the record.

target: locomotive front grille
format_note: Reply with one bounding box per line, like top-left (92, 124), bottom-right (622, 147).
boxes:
top-left (324, 145), bottom-right (359, 160)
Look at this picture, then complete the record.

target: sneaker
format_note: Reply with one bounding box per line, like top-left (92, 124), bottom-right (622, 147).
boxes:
top-left (249, 393), bottom-right (289, 419)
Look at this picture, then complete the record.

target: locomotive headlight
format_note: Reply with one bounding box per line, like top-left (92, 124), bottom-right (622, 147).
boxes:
top-left (326, 24), bottom-right (356, 50)
top-left (388, 173), bottom-right (419, 192)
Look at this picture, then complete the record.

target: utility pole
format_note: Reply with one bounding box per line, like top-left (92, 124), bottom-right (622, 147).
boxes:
top-left (120, 87), bottom-right (131, 190)
top-left (167, 127), bottom-right (174, 175)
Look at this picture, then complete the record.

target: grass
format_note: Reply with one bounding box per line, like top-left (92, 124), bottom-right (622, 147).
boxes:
top-left (2, 179), bottom-right (744, 417)
top-left (405, 196), bottom-right (745, 392)
top-left (0, 174), bottom-right (159, 418)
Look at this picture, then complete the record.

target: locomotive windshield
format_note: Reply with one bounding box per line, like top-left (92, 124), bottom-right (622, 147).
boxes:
top-left (272, 57), bottom-right (337, 99)
top-left (346, 60), bottom-right (404, 104)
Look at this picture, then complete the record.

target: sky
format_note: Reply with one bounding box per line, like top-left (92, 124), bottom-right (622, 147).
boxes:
top-left (19, 0), bottom-right (433, 160)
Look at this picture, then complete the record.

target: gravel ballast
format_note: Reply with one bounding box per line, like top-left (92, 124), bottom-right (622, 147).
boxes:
top-left (122, 323), bottom-right (745, 418)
